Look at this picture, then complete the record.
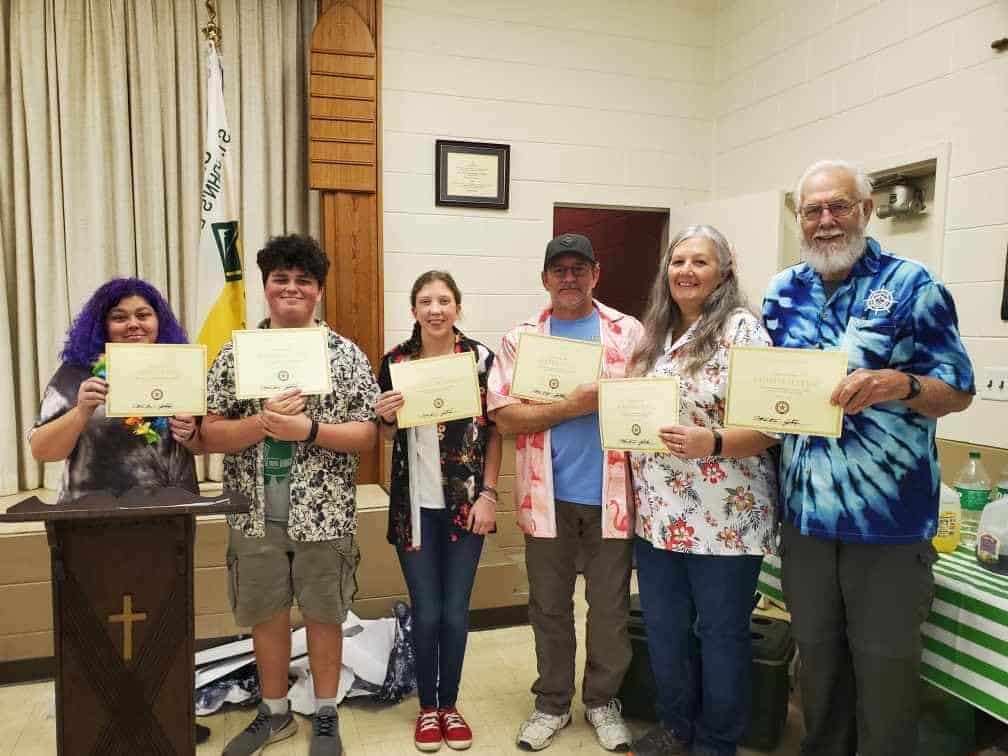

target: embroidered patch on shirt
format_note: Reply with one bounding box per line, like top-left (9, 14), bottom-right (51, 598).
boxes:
top-left (865, 287), bottom-right (896, 314)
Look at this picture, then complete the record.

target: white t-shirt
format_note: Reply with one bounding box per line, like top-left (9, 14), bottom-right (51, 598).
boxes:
top-left (406, 424), bottom-right (446, 547)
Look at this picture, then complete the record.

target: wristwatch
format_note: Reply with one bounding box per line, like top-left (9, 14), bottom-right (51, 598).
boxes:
top-left (304, 419), bottom-right (320, 444)
top-left (902, 374), bottom-right (922, 401)
top-left (710, 428), bottom-right (723, 457)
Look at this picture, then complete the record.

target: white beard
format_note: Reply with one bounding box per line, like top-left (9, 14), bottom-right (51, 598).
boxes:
top-left (801, 228), bottom-right (866, 278)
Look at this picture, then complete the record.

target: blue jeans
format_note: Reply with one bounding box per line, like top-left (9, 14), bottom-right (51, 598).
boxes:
top-left (397, 507), bottom-right (484, 708)
top-left (634, 537), bottom-right (763, 754)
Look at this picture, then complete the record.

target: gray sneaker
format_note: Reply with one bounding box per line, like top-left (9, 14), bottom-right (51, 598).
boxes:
top-left (309, 705), bottom-right (343, 756)
top-left (516, 709), bottom-right (571, 751)
top-left (222, 702), bottom-right (297, 755)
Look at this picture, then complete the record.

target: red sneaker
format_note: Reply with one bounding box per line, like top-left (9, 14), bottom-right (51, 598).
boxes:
top-left (438, 706), bottom-right (473, 750)
top-left (414, 707), bottom-right (442, 752)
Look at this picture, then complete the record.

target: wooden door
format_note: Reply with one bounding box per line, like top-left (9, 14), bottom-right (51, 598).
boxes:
top-left (553, 207), bottom-right (668, 320)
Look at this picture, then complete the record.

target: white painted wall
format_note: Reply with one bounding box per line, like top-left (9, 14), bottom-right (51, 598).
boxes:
top-left (381, 0), bottom-right (715, 352)
top-left (712, 0), bottom-right (1008, 448)
top-left (669, 190), bottom-right (788, 308)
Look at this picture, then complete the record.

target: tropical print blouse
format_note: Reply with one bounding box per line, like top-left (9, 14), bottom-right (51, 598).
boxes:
top-left (378, 330), bottom-right (496, 549)
top-left (488, 300), bottom-right (644, 540)
top-left (630, 309), bottom-right (779, 556)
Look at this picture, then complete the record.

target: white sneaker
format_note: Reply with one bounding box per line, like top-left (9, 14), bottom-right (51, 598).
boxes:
top-left (516, 709), bottom-right (571, 751)
top-left (585, 699), bottom-right (632, 752)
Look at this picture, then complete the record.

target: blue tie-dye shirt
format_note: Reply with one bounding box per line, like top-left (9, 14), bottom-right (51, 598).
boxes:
top-left (762, 238), bottom-right (974, 544)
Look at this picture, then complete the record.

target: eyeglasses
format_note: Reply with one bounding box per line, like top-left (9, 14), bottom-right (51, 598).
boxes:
top-left (547, 264), bottom-right (593, 279)
top-left (799, 200), bottom-right (859, 222)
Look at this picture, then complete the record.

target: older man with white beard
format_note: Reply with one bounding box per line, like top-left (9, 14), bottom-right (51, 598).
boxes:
top-left (762, 160), bottom-right (974, 756)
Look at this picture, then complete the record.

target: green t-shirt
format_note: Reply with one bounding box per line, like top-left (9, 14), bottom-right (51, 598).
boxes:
top-left (263, 437), bottom-right (293, 523)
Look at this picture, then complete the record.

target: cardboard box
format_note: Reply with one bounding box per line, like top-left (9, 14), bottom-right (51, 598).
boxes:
top-left (355, 485), bottom-right (408, 599)
top-left (488, 514), bottom-right (525, 550)
top-left (195, 566), bottom-right (231, 615)
top-left (194, 516), bottom-right (229, 568)
top-left (0, 630), bottom-right (53, 661)
top-left (0, 582), bottom-right (51, 636)
top-left (0, 531), bottom-right (49, 585)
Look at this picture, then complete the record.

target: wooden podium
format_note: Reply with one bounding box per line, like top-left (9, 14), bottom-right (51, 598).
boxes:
top-left (0, 487), bottom-right (247, 756)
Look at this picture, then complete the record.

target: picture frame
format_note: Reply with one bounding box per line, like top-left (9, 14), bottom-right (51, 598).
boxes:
top-left (435, 139), bottom-right (510, 210)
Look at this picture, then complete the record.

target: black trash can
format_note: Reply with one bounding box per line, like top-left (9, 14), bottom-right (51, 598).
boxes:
top-left (741, 615), bottom-right (795, 751)
top-left (618, 595), bottom-right (659, 721)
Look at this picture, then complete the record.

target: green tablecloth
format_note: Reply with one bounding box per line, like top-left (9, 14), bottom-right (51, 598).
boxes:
top-left (757, 545), bottom-right (1008, 723)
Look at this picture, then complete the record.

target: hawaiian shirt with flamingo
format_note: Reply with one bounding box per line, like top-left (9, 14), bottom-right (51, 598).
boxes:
top-left (488, 300), bottom-right (644, 540)
top-left (630, 310), bottom-right (779, 556)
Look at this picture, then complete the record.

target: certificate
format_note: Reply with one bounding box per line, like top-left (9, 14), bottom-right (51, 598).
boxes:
top-left (511, 332), bottom-right (604, 402)
top-left (598, 378), bottom-right (680, 452)
top-left (725, 346), bottom-right (847, 437)
top-left (389, 352), bottom-right (482, 428)
top-left (105, 343), bottom-right (207, 417)
top-left (446, 152), bottom-right (498, 198)
top-left (232, 328), bottom-right (332, 399)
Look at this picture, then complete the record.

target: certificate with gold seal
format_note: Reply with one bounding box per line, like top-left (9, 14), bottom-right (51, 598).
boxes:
top-left (232, 327), bottom-right (332, 399)
top-left (105, 343), bottom-right (208, 417)
top-left (598, 378), bottom-right (680, 452)
top-left (511, 332), bottom-right (604, 402)
top-left (725, 346), bottom-right (847, 437)
top-left (389, 352), bottom-right (482, 429)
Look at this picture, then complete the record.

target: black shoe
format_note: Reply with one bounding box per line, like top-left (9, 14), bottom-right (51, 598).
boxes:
top-left (195, 723), bottom-right (211, 744)
top-left (628, 725), bottom-right (689, 755)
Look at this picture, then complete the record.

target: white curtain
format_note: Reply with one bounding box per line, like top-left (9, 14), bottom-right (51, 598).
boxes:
top-left (0, 0), bottom-right (320, 494)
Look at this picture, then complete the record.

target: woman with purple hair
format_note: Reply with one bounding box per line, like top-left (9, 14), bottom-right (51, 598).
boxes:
top-left (29, 278), bottom-right (205, 503)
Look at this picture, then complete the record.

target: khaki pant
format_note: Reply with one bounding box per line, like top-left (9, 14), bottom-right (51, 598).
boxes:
top-left (524, 500), bottom-right (633, 715)
top-left (227, 523), bottom-right (360, 627)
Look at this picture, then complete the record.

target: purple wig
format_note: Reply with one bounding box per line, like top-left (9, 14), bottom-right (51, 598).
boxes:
top-left (60, 278), bottom-right (189, 368)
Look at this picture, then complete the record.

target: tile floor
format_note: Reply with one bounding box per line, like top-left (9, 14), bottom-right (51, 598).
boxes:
top-left (0, 577), bottom-right (804, 755)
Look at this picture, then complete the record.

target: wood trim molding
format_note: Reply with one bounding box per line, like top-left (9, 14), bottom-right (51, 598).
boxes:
top-left (312, 0), bottom-right (383, 483)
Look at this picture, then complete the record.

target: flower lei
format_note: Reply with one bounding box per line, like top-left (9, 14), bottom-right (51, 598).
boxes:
top-left (91, 354), bottom-right (169, 444)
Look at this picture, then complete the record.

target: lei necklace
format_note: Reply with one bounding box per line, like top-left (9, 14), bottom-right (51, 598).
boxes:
top-left (91, 354), bottom-right (169, 444)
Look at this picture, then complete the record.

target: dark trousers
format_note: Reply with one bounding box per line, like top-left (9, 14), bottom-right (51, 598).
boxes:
top-left (635, 537), bottom-right (763, 754)
top-left (524, 500), bottom-right (633, 715)
top-left (397, 507), bottom-right (484, 709)
top-left (780, 521), bottom-right (937, 756)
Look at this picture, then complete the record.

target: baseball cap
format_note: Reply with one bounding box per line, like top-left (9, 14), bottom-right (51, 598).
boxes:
top-left (543, 233), bottom-right (596, 269)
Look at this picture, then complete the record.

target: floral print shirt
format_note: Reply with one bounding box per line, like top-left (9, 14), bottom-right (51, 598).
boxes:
top-left (488, 300), bottom-right (644, 540)
top-left (630, 309), bottom-right (779, 556)
top-left (206, 320), bottom-right (379, 542)
top-left (378, 330), bottom-right (496, 549)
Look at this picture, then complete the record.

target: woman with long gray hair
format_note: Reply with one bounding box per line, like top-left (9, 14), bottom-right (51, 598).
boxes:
top-left (625, 225), bottom-right (779, 756)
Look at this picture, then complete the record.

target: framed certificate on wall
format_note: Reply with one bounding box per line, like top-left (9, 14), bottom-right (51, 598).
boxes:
top-left (435, 139), bottom-right (510, 210)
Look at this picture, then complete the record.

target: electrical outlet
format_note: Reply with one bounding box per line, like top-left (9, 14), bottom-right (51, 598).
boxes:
top-left (979, 367), bottom-right (1008, 401)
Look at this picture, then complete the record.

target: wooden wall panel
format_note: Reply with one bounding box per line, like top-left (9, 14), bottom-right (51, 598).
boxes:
top-left (312, 0), bottom-right (383, 484)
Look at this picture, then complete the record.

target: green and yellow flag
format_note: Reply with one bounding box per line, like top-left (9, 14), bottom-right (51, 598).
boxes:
top-left (196, 40), bottom-right (244, 367)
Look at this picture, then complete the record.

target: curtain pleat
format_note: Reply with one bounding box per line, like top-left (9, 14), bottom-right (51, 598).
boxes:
top-left (0, 0), bottom-right (319, 495)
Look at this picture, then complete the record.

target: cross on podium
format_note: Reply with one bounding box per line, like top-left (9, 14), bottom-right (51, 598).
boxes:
top-left (108, 593), bottom-right (148, 662)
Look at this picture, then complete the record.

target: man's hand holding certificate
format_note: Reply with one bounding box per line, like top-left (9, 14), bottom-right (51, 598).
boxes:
top-left (105, 343), bottom-right (207, 417)
top-left (598, 378), bottom-right (680, 452)
top-left (389, 353), bottom-right (482, 428)
top-left (232, 328), bottom-right (332, 400)
top-left (725, 345), bottom-right (848, 437)
top-left (510, 332), bottom-right (603, 402)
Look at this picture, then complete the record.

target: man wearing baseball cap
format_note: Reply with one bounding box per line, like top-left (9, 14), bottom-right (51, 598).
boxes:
top-left (488, 233), bottom-right (643, 752)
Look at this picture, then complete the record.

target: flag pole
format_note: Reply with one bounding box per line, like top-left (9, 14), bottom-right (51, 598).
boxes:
top-left (201, 0), bottom-right (221, 46)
